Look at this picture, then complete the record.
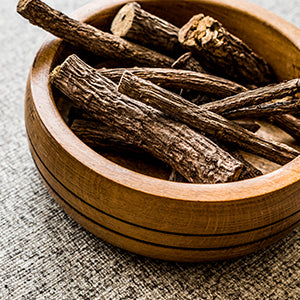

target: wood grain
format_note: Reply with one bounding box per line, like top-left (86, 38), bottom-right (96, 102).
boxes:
top-left (50, 55), bottom-right (243, 184)
top-left (178, 13), bottom-right (275, 86)
top-left (111, 2), bottom-right (180, 54)
top-left (17, 0), bottom-right (174, 68)
top-left (199, 79), bottom-right (300, 114)
top-left (224, 98), bottom-right (300, 119)
top-left (98, 67), bottom-right (247, 98)
top-left (24, 0), bottom-right (300, 262)
top-left (118, 71), bottom-right (299, 165)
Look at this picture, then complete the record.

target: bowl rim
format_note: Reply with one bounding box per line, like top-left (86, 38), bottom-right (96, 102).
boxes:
top-left (28, 0), bottom-right (300, 202)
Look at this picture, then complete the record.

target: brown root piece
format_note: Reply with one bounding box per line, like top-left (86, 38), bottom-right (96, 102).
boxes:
top-left (118, 71), bottom-right (299, 165)
top-left (224, 147), bottom-right (263, 180)
top-left (71, 118), bottom-right (189, 182)
top-left (110, 2), bottom-right (205, 72)
top-left (270, 114), bottom-right (300, 141)
top-left (199, 79), bottom-right (300, 114)
top-left (71, 119), bottom-right (131, 150)
top-left (111, 2), bottom-right (181, 55)
top-left (169, 143), bottom-right (263, 182)
top-left (223, 98), bottom-right (300, 119)
top-left (17, 0), bottom-right (174, 68)
top-left (171, 52), bottom-right (206, 73)
top-left (71, 118), bottom-right (262, 183)
top-left (178, 14), bottom-right (275, 86)
top-left (50, 54), bottom-right (243, 184)
top-left (98, 67), bottom-right (247, 98)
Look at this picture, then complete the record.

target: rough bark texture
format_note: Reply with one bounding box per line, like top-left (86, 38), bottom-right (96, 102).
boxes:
top-left (178, 14), bottom-right (275, 86)
top-left (111, 2), bottom-right (181, 55)
top-left (199, 79), bottom-right (300, 114)
top-left (110, 3), bottom-right (207, 72)
top-left (223, 147), bottom-right (263, 180)
top-left (98, 67), bottom-right (247, 98)
top-left (223, 98), bottom-right (300, 119)
top-left (71, 119), bottom-right (130, 149)
top-left (71, 118), bottom-right (263, 182)
top-left (118, 71), bottom-right (299, 165)
top-left (270, 114), bottom-right (300, 141)
top-left (169, 150), bottom-right (263, 182)
top-left (71, 118), bottom-right (189, 182)
top-left (50, 55), bottom-right (243, 184)
top-left (171, 52), bottom-right (206, 73)
top-left (207, 138), bottom-right (263, 180)
top-left (17, 0), bottom-right (174, 68)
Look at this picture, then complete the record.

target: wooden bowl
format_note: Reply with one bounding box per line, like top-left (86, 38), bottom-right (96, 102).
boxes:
top-left (25, 0), bottom-right (300, 262)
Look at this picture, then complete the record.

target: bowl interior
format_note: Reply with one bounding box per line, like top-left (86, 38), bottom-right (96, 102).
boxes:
top-left (51, 0), bottom-right (300, 182)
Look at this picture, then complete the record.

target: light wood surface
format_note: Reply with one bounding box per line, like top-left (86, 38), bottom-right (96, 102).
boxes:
top-left (25, 0), bottom-right (300, 262)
